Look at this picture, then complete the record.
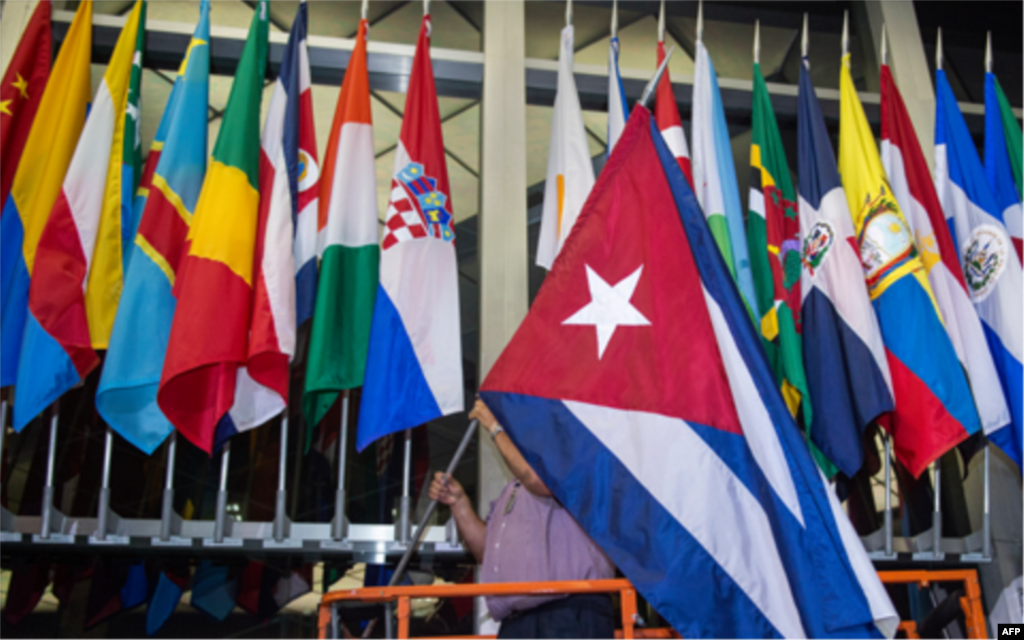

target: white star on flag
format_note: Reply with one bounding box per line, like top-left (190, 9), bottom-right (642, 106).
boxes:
top-left (563, 264), bottom-right (650, 359)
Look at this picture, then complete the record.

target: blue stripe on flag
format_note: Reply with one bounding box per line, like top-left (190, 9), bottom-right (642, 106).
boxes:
top-left (982, 322), bottom-right (1023, 469)
top-left (356, 285), bottom-right (442, 452)
top-left (295, 256), bottom-right (317, 326)
top-left (280, 2), bottom-right (304, 221)
top-left (797, 63), bottom-right (843, 210)
top-left (14, 314), bottom-right (81, 430)
top-left (1, 196), bottom-right (29, 386)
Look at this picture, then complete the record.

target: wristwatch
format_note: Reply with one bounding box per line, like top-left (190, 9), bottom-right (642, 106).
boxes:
top-left (489, 424), bottom-right (505, 441)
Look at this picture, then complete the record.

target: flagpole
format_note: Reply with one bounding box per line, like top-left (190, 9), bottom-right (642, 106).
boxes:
top-left (801, 13), bottom-right (808, 59)
top-left (841, 10), bottom-right (849, 59)
top-left (213, 440), bottom-right (231, 543)
top-left (657, 0), bottom-right (664, 44)
top-left (398, 428), bottom-right (412, 545)
top-left (883, 432), bottom-right (893, 557)
top-left (565, 0), bottom-right (572, 27)
top-left (982, 444), bottom-right (991, 558)
top-left (332, 390), bottom-right (350, 541)
top-left (935, 27), bottom-right (943, 71)
top-left (159, 432), bottom-right (177, 541)
top-left (274, 413), bottom-right (289, 542)
top-left (361, 0), bottom-right (368, 21)
top-left (984, 31), bottom-right (992, 74)
top-left (753, 19), bottom-right (760, 65)
top-left (931, 464), bottom-right (943, 558)
top-left (387, 419), bottom-right (478, 589)
top-left (95, 426), bottom-right (115, 541)
top-left (639, 46), bottom-right (673, 109)
top-left (880, 23), bottom-right (887, 67)
top-left (696, 0), bottom-right (703, 43)
top-left (611, 0), bottom-right (618, 39)
top-left (40, 404), bottom-right (60, 539)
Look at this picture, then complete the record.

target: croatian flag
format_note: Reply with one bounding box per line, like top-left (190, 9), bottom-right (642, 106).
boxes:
top-left (935, 69), bottom-right (1023, 472)
top-left (216, 1), bottom-right (312, 445)
top-left (797, 60), bottom-right (894, 481)
top-left (880, 63), bottom-right (1009, 439)
top-left (481, 105), bottom-right (897, 639)
top-left (356, 14), bottom-right (464, 452)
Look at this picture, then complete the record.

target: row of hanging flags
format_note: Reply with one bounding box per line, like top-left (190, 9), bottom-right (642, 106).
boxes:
top-left (0, 0), bottom-right (461, 460)
top-left (0, 0), bottom-right (1020, 636)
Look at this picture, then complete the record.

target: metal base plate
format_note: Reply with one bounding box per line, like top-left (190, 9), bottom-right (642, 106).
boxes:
top-left (202, 537), bottom-right (245, 548)
top-left (151, 535), bottom-right (194, 547)
top-left (88, 534), bottom-right (131, 545)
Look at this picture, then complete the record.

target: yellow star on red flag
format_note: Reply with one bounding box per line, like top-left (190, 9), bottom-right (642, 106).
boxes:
top-left (12, 73), bottom-right (29, 99)
top-left (0, 99), bottom-right (12, 116)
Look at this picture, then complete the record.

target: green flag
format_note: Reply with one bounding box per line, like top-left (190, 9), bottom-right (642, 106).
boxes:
top-left (746, 63), bottom-right (836, 477)
top-left (994, 78), bottom-right (1023, 200)
top-left (302, 19), bottom-right (379, 446)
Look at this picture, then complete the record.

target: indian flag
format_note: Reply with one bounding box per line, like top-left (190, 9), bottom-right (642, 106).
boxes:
top-left (303, 17), bottom-right (379, 438)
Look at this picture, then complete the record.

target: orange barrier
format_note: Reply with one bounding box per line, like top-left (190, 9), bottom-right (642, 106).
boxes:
top-left (877, 569), bottom-right (988, 639)
top-left (319, 569), bottom-right (986, 639)
top-left (318, 578), bottom-right (657, 639)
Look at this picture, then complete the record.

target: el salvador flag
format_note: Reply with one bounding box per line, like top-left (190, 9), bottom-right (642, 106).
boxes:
top-left (935, 69), bottom-right (1023, 472)
top-left (480, 105), bottom-right (897, 638)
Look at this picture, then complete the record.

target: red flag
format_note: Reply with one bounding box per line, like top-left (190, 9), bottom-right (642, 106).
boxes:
top-left (654, 41), bottom-right (692, 188)
top-left (0, 1), bottom-right (50, 208)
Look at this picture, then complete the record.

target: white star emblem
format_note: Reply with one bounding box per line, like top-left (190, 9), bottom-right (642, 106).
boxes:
top-left (563, 264), bottom-right (650, 359)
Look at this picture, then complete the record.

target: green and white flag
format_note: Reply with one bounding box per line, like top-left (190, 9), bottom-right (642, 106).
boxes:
top-left (303, 18), bottom-right (378, 443)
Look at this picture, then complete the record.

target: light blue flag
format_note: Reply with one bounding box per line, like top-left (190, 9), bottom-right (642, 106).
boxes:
top-left (95, 1), bottom-right (210, 454)
top-left (936, 68), bottom-right (1023, 473)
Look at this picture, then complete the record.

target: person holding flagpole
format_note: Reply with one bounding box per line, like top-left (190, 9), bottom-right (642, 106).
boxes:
top-left (429, 398), bottom-right (615, 639)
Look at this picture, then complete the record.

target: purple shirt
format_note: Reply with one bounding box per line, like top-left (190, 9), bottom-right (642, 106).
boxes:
top-left (480, 480), bottom-right (615, 622)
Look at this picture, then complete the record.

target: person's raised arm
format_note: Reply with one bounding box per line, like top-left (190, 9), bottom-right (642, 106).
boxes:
top-left (428, 471), bottom-right (486, 562)
top-left (470, 399), bottom-right (552, 498)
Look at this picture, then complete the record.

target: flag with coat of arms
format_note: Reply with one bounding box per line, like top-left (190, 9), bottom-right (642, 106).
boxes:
top-left (356, 13), bottom-right (464, 452)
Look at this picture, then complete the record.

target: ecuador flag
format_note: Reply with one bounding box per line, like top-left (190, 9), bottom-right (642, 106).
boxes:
top-left (158, 0), bottom-right (269, 454)
top-left (14, 1), bottom-right (146, 430)
top-left (838, 54), bottom-right (979, 477)
top-left (0, 0), bottom-right (90, 389)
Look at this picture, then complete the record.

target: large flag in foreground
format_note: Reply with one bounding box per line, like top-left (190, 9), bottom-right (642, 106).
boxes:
top-left (746, 60), bottom-right (816, 463)
top-left (985, 71), bottom-right (1023, 263)
top-left (158, 1), bottom-right (269, 453)
top-left (654, 40), bottom-right (692, 187)
top-left (304, 17), bottom-right (378, 437)
top-left (14, 1), bottom-right (146, 430)
top-left (692, 38), bottom-right (759, 322)
top-left (480, 105), bottom-right (897, 639)
top-left (880, 63), bottom-right (1009, 440)
top-left (356, 14), bottom-right (464, 452)
top-left (0, 0), bottom-right (91, 388)
top-left (0, 0), bottom-right (50, 209)
top-left (839, 54), bottom-right (980, 477)
top-left (97, 1), bottom-right (210, 454)
top-left (798, 60), bottom-right (893, 479)
top-left (535, 23), bottom-right (595, 269)
top-left (935, 68), bottom-right (1023, 472)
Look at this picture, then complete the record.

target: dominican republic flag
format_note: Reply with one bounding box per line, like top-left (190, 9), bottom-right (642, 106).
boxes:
top-left (0, 0), bottom-right (90, 389)
top-left (606, 29), bottom-right (628, 154)
top-left (481, 105), bottom-right (897, 638)
top-left (97, 1), bottom-right (210, 455)
top-left (839, 54), bottom-right (980, 478)
top-left (216, 1), bottom-right (314, 446)
top-left (935, 68), bottom-right (1023, 472)
top-left (881, 63), bottom-right (1010, 439)
top-left (692, 37), bottom-right (759, 324)
top-left (535, 23), bottom-right (595, 270)
top-left (356, 14), bottom-right (464, 452)
top-left (797, 60), bottom-right (893, 479)
top-left (292, 1), bottom-right (320, 327)
top-left (14, 1), bottom-right (146, 430)
top-left (654, 40), bottom-right (692, 188)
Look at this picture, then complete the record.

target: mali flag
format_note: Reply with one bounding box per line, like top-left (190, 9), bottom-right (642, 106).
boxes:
top-left (158, 0), bottom-right (269, 454)
top-left (838, 54), bottom-right (979, 477)
top-left (13, 1), bottom-right (147, 430)
top-left (0, 0), bottom-right (50, 209)
top-left (97, 0), bottom-right (210, 455)
top-left (746, 61), bottom-right (834, 476)
top-left (303, 16), bottom-right (378, 439)
top-left (0, 0), bottom-right (90, 389)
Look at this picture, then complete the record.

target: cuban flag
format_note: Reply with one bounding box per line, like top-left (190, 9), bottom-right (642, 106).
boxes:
top-left (481, 104), bottom-right (897, 639)
top-left (356, 14), bottom-right (464, 452)
top-left (880, 63), bottom-right (1009, 440)
top-left (935, 68), bottom-right (1023, 472)
top-left (797, 61), bottom-right (893, 478)
top-left (984, 70), bottom-right (1023, 264)
top-left (215, 2), bottom-right (313, 446)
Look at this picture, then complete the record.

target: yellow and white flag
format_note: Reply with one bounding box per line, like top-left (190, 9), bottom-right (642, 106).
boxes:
top-left (536, 24), bottom-right (595, 270)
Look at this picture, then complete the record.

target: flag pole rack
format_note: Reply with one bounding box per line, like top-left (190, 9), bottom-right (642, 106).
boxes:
top-left (151, 432), bottom-right (189, 546)
top-left (329, 391), bottom-right (351, 542)
top-left (31, 403), bottom-right (71, 543)
top-left (90, 426), bottom-right (128, 544)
